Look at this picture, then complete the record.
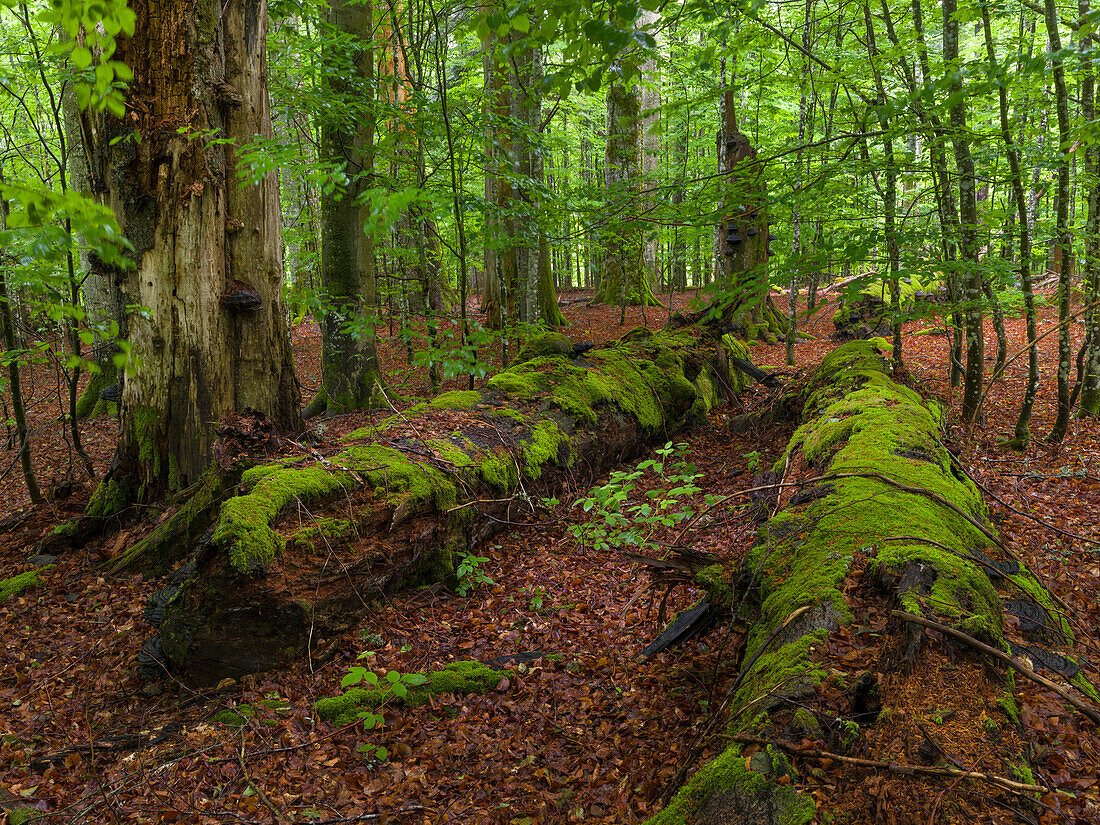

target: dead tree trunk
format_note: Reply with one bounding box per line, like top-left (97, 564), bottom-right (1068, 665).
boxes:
top-left (651, 339), bottom-right (1088, 823)
top-left (145, 323), bottom-right (756, 684)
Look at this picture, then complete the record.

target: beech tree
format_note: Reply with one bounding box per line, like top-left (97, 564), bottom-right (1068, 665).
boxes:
top-left (79, 0), bottom-right (301, 512)
top-left (593, 8), bottom-right (661, 309)
top-left (305, 0), bottom-right (386, 417)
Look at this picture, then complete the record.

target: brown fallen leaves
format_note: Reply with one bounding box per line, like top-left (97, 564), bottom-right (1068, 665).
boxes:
top-left (0, 292), bottom-right (1099, 824)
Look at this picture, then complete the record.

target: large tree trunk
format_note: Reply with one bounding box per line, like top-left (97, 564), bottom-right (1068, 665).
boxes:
top-left (649, 340), bottom-right (1079, 823)
top-left (309, 0), bottom-right (385, 416)
top-left (80, 0), bottom-right (301, 512)
top-left (594, 13), bottom-right (662, 311)
top-left (146, 321), bottom-right (756, 684)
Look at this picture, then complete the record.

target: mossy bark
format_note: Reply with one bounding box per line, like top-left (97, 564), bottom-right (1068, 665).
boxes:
top-left (651, 339), bottom-right (1086, 824)
top-left (156, 324), bottom-right (752, 684)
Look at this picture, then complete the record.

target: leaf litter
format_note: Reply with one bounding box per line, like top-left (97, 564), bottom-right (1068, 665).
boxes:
top-left (0, 290), bottom-right (1098, 823)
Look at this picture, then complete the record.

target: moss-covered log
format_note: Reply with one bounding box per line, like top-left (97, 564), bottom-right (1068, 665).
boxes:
top-left (154, 326), bottom-right (752, 684)
top-left (650, 339), bottom-right (1094, 824)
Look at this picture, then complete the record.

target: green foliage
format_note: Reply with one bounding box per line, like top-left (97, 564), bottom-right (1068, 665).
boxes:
top-left (411, 322), bottom-right (497, 381)
top-left (570, 441), bottom-right (713, 554)
top-left (454, 552), bottom-right (494, 596)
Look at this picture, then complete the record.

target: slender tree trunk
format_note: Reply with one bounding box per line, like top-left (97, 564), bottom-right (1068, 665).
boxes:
top-left (1078, 0), bottom-right (1100, 416)
top-left (865, 3), bottom-right (900, 370)
top-left (309, 0), bottom-right (385, 416)
top-left (787, 0), bottom-right (813, 367)
top-left (0, 162), bottom-right (42, 503)
top-left (944, 0), bottom-right (983, 425)
top-left (910, 0), bottom-right (963, 385)
top-left (1045, 0), bottom-right (1074, 440)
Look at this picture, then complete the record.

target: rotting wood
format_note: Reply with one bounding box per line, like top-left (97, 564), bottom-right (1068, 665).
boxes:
top-left (147, 325), bottom-right (756, 685)
top-left (646, 339), bottom-right (1090, 825)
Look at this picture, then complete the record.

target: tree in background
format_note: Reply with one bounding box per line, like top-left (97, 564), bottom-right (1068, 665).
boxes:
top-left (593, 8), bottom-right (661, 310)
top-left (305, 0), bottom-right (386, 417)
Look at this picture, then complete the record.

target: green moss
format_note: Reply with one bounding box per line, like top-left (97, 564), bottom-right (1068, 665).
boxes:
top-left (520, 419), bottom-right (570, 480)
top-left (428, 390), bottom-right (480, 411)
top-left (789, 708), bottom-right (823, 738)
top-left (52, 519), bottom-right (79, 538)
top-left (342, 444), bottom-right (458, 511)
top-left (478, 452), bottom-right (519, 491)
top-left (487, 368), bottom-right (546, 399)
top-left (426, 438), bottom-right (475, 470)
top-left (732, 632), bottom-right (830, 719)
top-left (1011, 759), bottom-right (1036, 787)
top-left (7, 807), bottom-right (38, 825)
top-left (214, 461), bottom-right (356, 574)
top-left (0, 566), bottom-right (54, 602)
top-left (645, 743), bottom-right (814, 825)
top-left (315, 661), bottom-right (508, 726)
top-left (514, 332), bottom-right (574, 363)
top-left (289, 517), bottom-right (355, 550)
top-left (132, 405), bottom-right (163, 480)
top-left (695, 563), bottom-right (734, 607)
top-left (86, 477), bottom-right (131, 519)
top-left (213, 704), bottom-right (255, 727)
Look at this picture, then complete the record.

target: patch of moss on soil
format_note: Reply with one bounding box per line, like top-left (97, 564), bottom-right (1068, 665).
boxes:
top-left (0, 567), bottom-right (54, 602)
top-left (315, 661), bottom-right (508, 726)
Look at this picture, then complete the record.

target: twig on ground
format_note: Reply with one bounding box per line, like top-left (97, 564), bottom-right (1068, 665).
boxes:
top-left (729, 734), bottom-right (1047, 797)
top-left (891, 611), bottom-right (1100, 727)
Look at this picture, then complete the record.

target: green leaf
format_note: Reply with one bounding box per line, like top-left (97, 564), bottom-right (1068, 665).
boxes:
top-left (71, 46), bottom-right (93, 69)
top-left (511, 13), bottom-right (529, 32)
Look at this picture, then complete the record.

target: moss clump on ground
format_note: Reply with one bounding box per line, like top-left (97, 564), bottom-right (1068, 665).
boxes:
top-left (315, 661), bottom-right (507, 726)
top-left (213, 704), bottom-right (255, 727)
top-left (646, 744), bottom-right (814, 825)
top-left (0, 566), bottom-right (54, 602)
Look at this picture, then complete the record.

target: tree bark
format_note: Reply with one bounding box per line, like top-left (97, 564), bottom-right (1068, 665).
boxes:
top-left (152, 321), bottom-right (755, 684)
top-left (309, 0), bottom-right (385, 416)
top-left (943, 0), bottom-right (983, 425)
top-left (1078, 0), bottom-right (1100, 417)
top-left (80, 0), bottom-right (301, 511)
top-left (1045, 0), bottom-right (1074, 440)
top-left (594, 13), bottom-right (662, 310)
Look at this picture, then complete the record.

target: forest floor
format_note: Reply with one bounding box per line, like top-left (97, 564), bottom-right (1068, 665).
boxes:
top-left (0, 287), bottom-right (1098, 824)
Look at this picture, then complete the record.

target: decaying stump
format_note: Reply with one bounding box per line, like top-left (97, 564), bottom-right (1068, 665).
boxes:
top-left (649, 339), bottom-right (1096, 824)
top-left (143, 326), bottom-right (757, 684)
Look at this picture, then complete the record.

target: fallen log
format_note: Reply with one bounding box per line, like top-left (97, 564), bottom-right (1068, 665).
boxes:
top-left (149, 326), bottom-right (754, 684)
top-left (648, 339), bottom-right (1095, 824)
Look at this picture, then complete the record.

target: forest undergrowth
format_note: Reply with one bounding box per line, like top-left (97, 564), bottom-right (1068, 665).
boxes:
top-left (0, 289), bottom-right (1098, 824)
